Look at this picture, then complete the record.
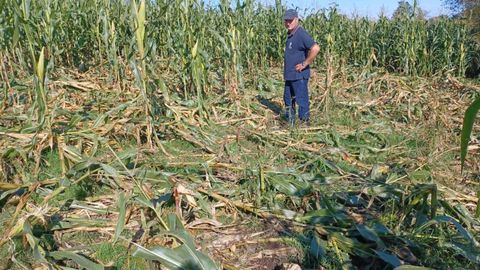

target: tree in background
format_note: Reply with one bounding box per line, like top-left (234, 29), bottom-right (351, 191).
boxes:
top-left (443, 0), bottom-right (479, 78)
top-left (443, 0), bottom-right (479, 39)
top-left (443, 0), bottom-right (479, 14)
top-left (392, 0), bottom-right (426, 20)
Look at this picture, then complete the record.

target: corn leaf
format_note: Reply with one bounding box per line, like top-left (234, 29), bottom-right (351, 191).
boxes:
top-left (374, 250), bottom-right (401, 267)
top-left (442, 242), bottom-right (480, 264)
top-left (415, 215), bottom-right (479, 247)
top-left (0, 182), bottom-right (21, 190)
top-left (133, 243), bottom-right (218, 270)
top-left (394, 266), bottom-right (434, 270)
top-left (50, 251), bottom-right (104, 270)
top-left (36, 47), bottom-right (45, 83)
top-left (133, 214), bottom-right (218, 269)
top-left (356, 224), bottom-right (385, 248)
top-left (310, 235), bottom-right (327, 259)
top-left (114, 192), bottom-right (127, 243)
top-left (100, 163), bottom-right (121, 177)
top-left (460, 98), bottom-right (480, 172)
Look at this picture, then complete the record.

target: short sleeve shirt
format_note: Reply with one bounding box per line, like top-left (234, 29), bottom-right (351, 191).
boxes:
top-left (284, 26), bottom-right (316, 81)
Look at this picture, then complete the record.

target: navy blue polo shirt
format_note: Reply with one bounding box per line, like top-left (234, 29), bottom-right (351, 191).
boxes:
top-left (284, 26), bottom-right (316, 81)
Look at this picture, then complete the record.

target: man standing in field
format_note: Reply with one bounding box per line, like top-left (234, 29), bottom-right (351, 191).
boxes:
top-left (283, 9), bottom-right (320, 125)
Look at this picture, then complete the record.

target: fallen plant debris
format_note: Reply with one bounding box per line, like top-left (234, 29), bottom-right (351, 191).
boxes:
top-left (1, 1), bottom-right (480, 269)
top-left (1, 65), bottom-right (479, 269)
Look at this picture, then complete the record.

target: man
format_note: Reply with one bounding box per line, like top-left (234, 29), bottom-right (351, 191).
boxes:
top-left (283, 9), bottom-right (320, 125)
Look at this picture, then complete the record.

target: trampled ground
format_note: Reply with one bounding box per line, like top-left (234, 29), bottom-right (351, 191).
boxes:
top-left (0, 66), bottom-right (479, 269)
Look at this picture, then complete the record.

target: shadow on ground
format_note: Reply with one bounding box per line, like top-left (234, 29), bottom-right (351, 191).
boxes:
top-left (256, 95), bottom-right (283, 116)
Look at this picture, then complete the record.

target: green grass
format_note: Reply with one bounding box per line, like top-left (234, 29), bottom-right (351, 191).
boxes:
top-left (94, 242), bottom-right (148, 270)
top-left (38, 150), bottom-right (63, 181)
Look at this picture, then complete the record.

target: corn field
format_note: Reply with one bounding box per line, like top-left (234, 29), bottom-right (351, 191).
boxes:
top-left (0, 0), bottom-right (478, 87)
top-left (0, 0), bottom-right (480, 269)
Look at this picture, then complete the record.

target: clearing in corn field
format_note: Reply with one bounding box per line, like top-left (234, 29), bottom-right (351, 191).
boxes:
top-left (0, 0), bottom-right (479, 269)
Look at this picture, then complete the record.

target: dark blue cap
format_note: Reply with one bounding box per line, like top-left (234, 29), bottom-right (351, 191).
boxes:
top-left (283, 9), bottom-right (298, 20)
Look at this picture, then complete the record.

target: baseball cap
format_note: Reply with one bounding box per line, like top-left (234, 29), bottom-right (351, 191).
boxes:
top-left (283, 9), bottom-right (298, 20)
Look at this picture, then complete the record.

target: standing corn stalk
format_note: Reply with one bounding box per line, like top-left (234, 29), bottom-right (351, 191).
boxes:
top-left (131, 0), bottom-right (155, 149)
top-left (323, 33), bottom-right (335, 114)
top-left (33, 47), bottom-right (47, 128)
top-left (0, 0), bottom-right (476, 107)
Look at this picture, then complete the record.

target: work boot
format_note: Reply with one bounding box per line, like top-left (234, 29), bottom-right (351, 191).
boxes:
top-left (284, 106), bottom-right (296, 127)
top-left (298, 118), bottom-right (310, 127)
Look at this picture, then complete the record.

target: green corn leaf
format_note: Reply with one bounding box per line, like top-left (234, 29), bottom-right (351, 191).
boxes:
top-left (0, 188), bottom-right (21, 200)
top-left (442, 242), bottom-right (480, 264)
top-left (117, 148), bottom-right (138, 160)
top-left (356, 224), bottom-right (384, 248)
top-left (135, 196), bottom-right (155, 209)
top-left (460, 98), bottom-right (480, 172)
top-left (166, 213), bottom-right (186, 231)
top-left (415, 215), bottom-right (479, 247)
top-left (137, 0), bottom-right (145, 42)
top-left (330, 232), bottom-right (371, 257)
top-left (134, 244), bottom-right (219, 270)
top-left (93, 101), bottom-right (134, 128)
top-left (394, 266), bottom-right (434, 270)
top-left (133, 244), bottom-right (188, 269)
top-left (114, 192), bottom-right (127, 243)
top-left (192, 40), bottom-right (198, 58)
top-left (100, 163), bottom-right (121, 177)
top-left (13, 26), bottom-right (20, 47)
top-left (50, 251), bottom-right (104, 270)
top-left (159, 214), bottom-right (196, 248)
top-left (133, 214), bottom-right (218, 269)
top-left (37, 47), bottom-right (45, 83)
top-left (23, 222), bottom-right (48, 263)
top-left (209, 28), bottom-right (231, 55)
top-left (310, 235), bottom-right (327, 259)
top-left (374, 250), bottom-right (401, 267)
top-left (24, 0), bottom-right (31, 19)
top-left (130, 60), bottom-right (143, 89)
top-left (268, 176), bottom-right (299, 195)
top-left (295, 209), bottom-right (330, 223)
top-left (372, 223), bottom-right (393, 236)
top-left (133, 0), bottom-right (145, 58)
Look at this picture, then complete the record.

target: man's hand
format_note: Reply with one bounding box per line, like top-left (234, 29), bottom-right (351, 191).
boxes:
top-left (296, 44), bottom-right (320, 72)
top-left (295, 62), bottom-right (306, 72)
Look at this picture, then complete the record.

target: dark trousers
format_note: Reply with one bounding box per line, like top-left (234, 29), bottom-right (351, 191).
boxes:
top-left (283, 79), bottom-right (310, 121)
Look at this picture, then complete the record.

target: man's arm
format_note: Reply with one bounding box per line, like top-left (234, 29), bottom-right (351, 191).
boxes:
top-left (295, 43), bottom-right (320, 72)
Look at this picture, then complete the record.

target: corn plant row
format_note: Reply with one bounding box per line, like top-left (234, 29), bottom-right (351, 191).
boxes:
top-left (0, 1), bottom-right (477, 88)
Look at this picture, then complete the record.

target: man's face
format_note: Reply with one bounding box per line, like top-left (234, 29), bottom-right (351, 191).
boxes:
top-left (284, 17), bottom-right (299, 32)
